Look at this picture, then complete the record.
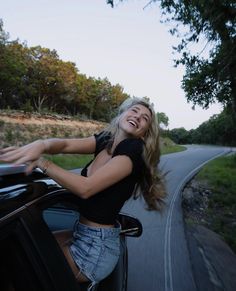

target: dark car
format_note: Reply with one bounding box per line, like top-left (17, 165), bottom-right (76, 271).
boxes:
top-left (0, 165), bottom-right (142, 291)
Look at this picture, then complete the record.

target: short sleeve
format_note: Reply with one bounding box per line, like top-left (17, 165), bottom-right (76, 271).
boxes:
top-left (112, 138), bottom-right (145, 176)
top-left (94, 131), bottom-right (111, 156)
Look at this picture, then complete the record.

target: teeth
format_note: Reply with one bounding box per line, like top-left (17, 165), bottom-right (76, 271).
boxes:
top-left (128, 120), bottom-right (137, 127)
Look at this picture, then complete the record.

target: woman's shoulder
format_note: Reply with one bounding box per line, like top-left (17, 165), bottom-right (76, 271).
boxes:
top-left (113, 138), bottom-right (145, 176)
top-left (94, 131), bottom-right (111, 155)
top-left (94, 131), bottom-right (111, 141)
top-left (113, 138), bottom-right (144, 156)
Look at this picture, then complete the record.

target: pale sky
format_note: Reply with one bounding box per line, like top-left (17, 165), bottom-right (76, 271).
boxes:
top-left (1, 0), bottom-right (222, 130)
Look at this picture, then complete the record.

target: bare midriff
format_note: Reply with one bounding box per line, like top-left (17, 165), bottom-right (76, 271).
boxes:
top-left (79, 215), bottom-right (114, 228)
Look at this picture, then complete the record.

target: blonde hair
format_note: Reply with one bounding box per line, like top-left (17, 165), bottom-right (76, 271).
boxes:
top-left (105, 97), bottom-right (166, 211)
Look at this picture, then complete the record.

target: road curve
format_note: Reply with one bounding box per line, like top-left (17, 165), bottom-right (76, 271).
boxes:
top-left (121, 145), bottom-right (231, 291)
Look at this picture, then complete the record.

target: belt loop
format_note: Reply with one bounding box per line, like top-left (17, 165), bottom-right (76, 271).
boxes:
top-left (74, 219), bottom-right (79, 232)
top-left (101, 228), bottom-right (105, 240)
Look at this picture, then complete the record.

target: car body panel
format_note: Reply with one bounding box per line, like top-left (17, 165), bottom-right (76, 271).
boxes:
top-left (0, 165), bottom-right (142, 291)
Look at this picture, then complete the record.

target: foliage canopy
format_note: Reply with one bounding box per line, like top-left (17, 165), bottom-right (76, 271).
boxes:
top-left (108, 1), bottom-right (236, 117)
top-left (0, 19), bottom-right (129, 122)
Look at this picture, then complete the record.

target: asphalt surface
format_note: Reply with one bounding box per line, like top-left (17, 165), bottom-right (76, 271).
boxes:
top-left (185, 224), bottom-right (236, 291)
top-left (122, 145), bottom-right (234, 291)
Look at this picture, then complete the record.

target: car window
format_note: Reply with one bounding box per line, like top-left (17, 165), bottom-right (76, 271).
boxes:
top-left (42, 202), bottom-right (80, 232)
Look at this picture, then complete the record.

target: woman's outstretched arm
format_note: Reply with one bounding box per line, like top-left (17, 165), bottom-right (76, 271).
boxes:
top-left (0, 136), bottom-right (96, 172)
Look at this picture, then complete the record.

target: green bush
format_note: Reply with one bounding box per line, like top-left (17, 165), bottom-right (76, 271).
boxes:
top-left (197, 154), bottom-right (236, 252)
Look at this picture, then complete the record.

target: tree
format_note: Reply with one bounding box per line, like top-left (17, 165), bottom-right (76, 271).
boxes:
top-left (75, 75), bottom-right (128, 121)
top-left (190, 109), bottom-right (236, 145)
top-left (0, 18), bottom-right (130, 120)
top-left (0, 38), bottom-right (29, 109)
top-left (49, 59), bottom-right (78, 114)
top-left (157, 1), bottom-right (236, 116)
top-left (25, 46), bottom-right (79, 113)
top-left (0, 19), bottom-right (8, 45)
top-left (168, 127), bottom-right (190, 144)
top-left (156, 112), bottom-right (169, 128)
top-left (107, 1), bottom-right (236, 117)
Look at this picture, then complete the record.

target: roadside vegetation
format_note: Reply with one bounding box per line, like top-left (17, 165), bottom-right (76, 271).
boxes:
top-left (198, 154), bottom-right (236, 251)
top-left (183, 154), bottom-right (236, 253)
top-left (0, 111), bottom-right (105, 148)
top-left (161, 144), bottom-right (185, 155)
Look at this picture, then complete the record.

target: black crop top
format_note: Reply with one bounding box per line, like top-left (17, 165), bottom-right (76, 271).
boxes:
top-left (77, 131), bottom-right (146, 224)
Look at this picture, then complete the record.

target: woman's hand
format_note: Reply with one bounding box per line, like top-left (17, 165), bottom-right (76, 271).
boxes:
top-left (0, 140), bottom-right (46, 166)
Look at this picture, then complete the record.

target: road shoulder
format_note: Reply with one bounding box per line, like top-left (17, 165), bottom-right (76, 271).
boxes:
top-left (185, 221), bottom-right (236, 291)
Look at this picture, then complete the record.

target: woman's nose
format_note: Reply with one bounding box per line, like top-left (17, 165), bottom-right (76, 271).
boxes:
top-left (134, 114), bottom-right (141, 121)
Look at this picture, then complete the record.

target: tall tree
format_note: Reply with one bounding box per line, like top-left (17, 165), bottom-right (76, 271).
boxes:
top-left (191, 109), bottom-right (236, 145)
top-left (25, 46), bottom-right (59, 112)
top-left (0, 19), bottom-right (8, 45)
top-left (168, 127), bottom-right (190, 144)
top-left (0, 33), bottom-right (28, 109)
top-left (25, 46), bottom-right (78, 113)
top-left (155, 1), bottom-right (236, 116)
top-left (108, 1), bottom-right (236, 117)
top-left (157, 112), bottom-right (169, 128)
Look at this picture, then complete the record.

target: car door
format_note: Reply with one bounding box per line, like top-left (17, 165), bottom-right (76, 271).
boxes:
top-left (0, 191), bottom-right (81, 291)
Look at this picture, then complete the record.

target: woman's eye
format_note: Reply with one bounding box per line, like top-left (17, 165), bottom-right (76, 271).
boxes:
top-left (141, 115), bottom-right (148, 121)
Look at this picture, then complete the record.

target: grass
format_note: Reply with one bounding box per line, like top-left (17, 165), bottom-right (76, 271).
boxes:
top-left (45, 154), bottom-right (93, 169)
top-left (161, 144), bottom-right (186, 155)
top-left (160, 136), bottom-right (186, 155)
top-left (198, 154), bottom-right (236, 206)
top-left (197, 154), bottom-right (236, 252)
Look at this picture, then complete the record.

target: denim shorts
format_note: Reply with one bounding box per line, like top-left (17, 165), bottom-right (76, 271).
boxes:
top-left (69, 221), bottom-right (121, 284)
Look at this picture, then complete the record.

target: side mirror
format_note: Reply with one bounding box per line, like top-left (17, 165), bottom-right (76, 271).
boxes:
top-left (118, 213), bottom-right (143, 237)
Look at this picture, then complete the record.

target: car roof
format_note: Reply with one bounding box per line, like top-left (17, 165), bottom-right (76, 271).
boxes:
top-left (0, 164), bottom-right (60, 216)
top-left (0, 164), bottom-right (27, 176)
top-left (0, 165), bottom-right (83, 217)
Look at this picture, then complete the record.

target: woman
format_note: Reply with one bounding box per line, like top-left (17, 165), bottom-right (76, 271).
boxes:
top-left (0, 97), bottom-right (166, 288)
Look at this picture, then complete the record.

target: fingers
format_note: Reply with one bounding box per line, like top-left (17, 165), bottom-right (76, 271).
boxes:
top-left (0, 141), bottom-right (45, 165)
top-left (0, 148), bottom-right (24, 163)
top-left (0, 145), bottom-right (42, 176)
top-left (1, 151), bottom-right (36, 165)
top-left (0, 146), bottom-right (35, 164)
top-left (25, 161), bottom-right (38, 175)
top-left (0, 146), bottom-right (18, 155)
top-left (12, 155), bottom-right (33, 165)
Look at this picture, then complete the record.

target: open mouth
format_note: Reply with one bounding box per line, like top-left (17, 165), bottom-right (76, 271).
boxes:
top-left (127, 120), bottom-right (138, 128)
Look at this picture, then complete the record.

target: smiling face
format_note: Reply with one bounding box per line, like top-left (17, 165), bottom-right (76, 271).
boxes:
top-left (119, 104), bottom-right (152, 139)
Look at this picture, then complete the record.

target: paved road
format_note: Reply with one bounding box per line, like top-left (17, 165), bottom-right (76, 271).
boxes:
top-left (121, 145), bottom-right (231, 291)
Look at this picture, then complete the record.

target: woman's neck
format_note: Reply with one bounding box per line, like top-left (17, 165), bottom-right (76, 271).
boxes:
top-left (111, 130), bottom-right (129, 153)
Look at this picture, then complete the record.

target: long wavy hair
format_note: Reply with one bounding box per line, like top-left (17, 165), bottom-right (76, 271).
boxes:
top-left (105, 97), bottom-right (166, 211)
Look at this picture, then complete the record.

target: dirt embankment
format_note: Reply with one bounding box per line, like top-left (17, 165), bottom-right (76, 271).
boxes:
top-left (182, 178), bottom-right (236, 254)
top-left (0, 111), bottom-right (106, 147)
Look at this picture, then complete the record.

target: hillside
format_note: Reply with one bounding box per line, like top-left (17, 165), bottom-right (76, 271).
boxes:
top-left (0, 111), bottom-right (106, 148)
top-left (0, 110), bottom-right (183, 157)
